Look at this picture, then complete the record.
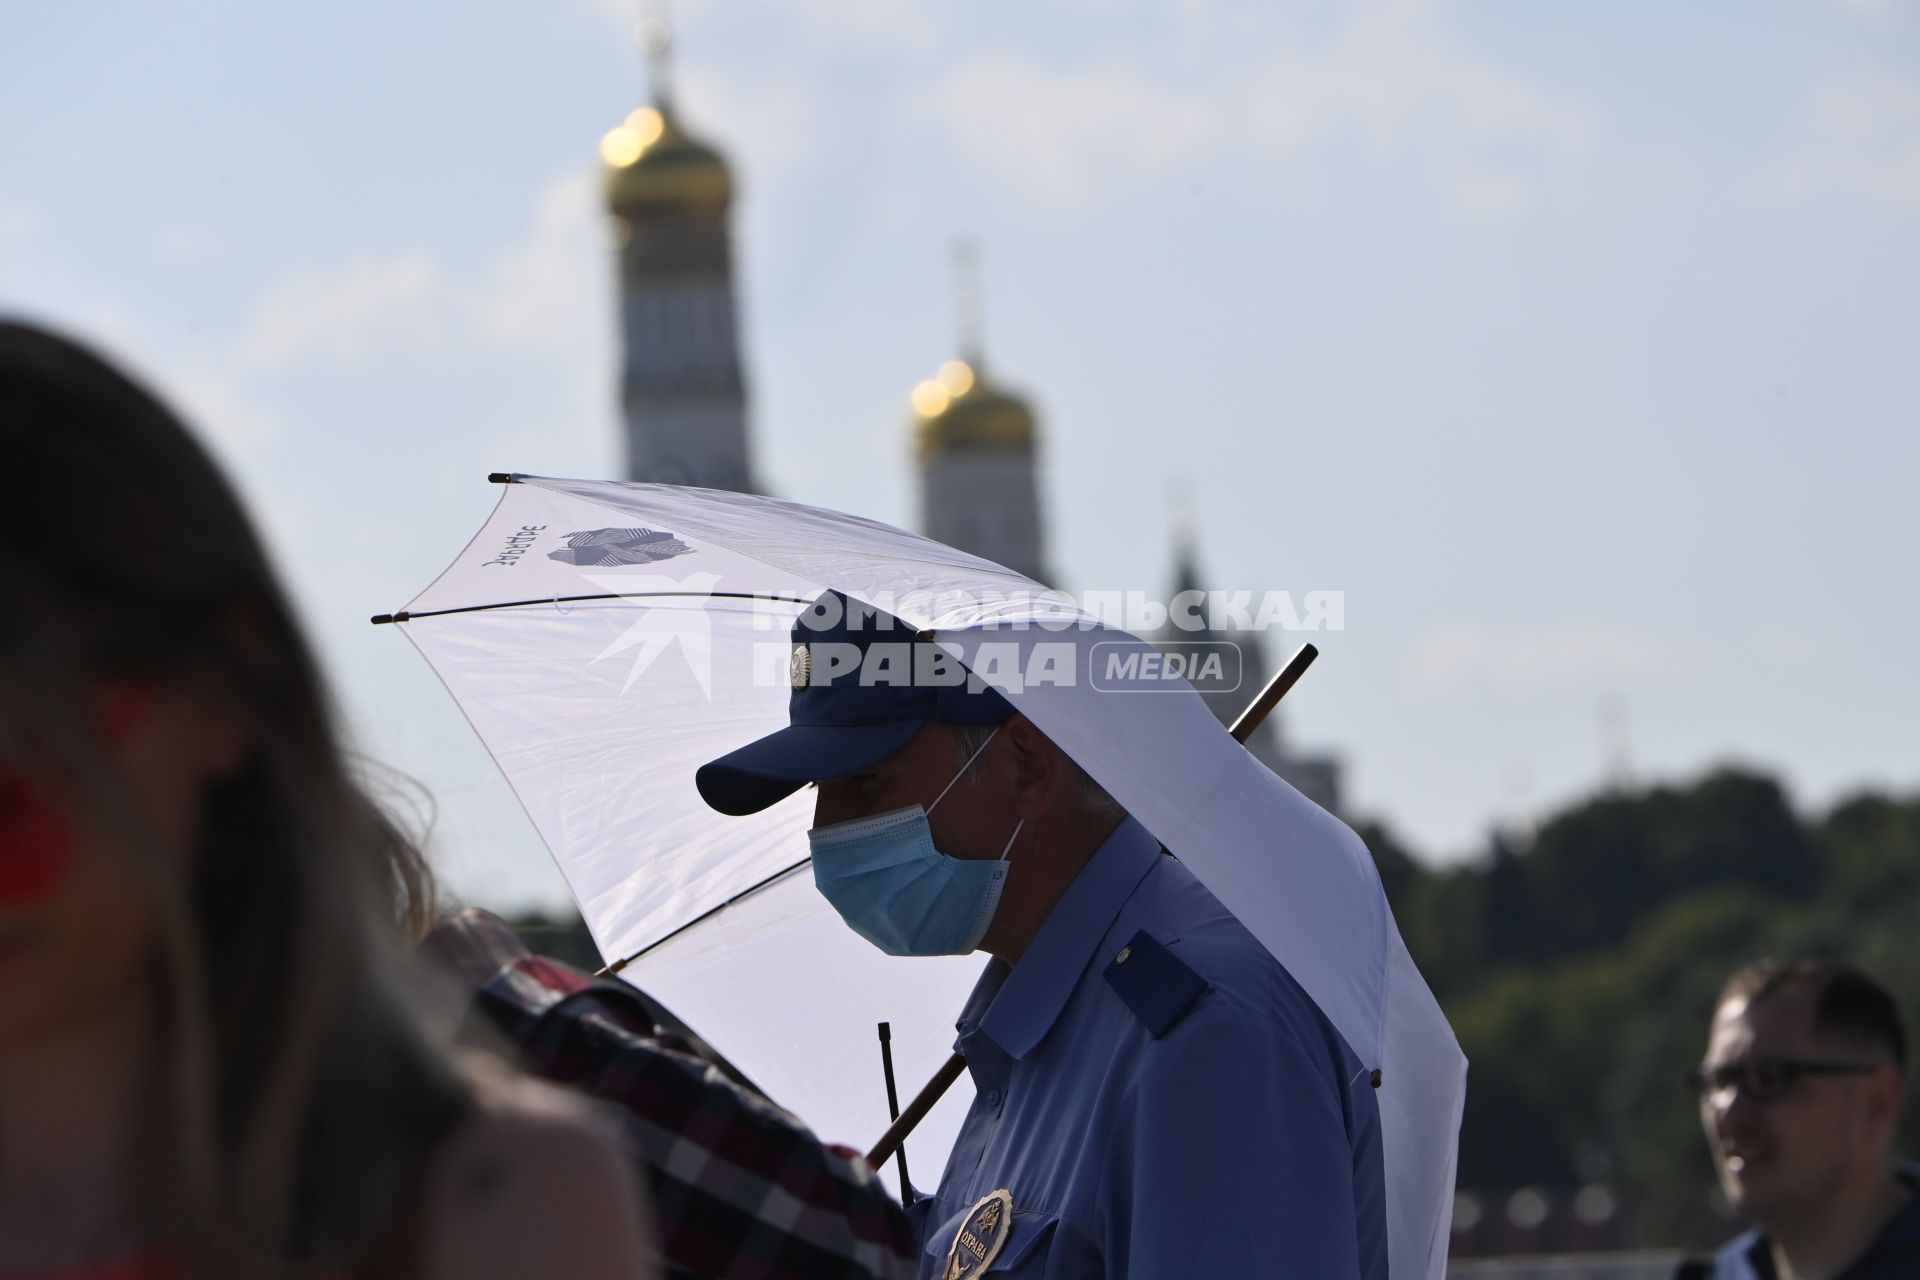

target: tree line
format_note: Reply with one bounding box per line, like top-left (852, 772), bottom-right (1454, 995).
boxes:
top-left (1360, 767), bottom-right (1920, 1244)
top-left (507, 765), bottom-right (1920, 1247)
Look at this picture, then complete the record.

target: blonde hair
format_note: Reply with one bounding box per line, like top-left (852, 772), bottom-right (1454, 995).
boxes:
top-left (0, 322), bottom-right (469, 1277)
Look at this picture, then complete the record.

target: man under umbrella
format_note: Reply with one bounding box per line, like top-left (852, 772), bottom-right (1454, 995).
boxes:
top-left (695, 591), bottom-right (1387, 1279)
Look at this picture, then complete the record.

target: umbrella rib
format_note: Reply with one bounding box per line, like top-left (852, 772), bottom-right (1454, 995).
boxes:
top-left (371, 591), bottom-right (816, 625)
top-left (599, 856), bottom-right (814, 977)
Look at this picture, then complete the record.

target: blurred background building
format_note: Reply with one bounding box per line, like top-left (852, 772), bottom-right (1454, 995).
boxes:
top-left (910, 348), bottom-right (1051, 584)
top-left (907, 243), bottom-right (1050, 585)
top-left (602, 33), bottom-right (755, 492)
top-left (1156, 524), bottom-right (1344, 812)
top-left (601, 33), bottom-right (1346, 810)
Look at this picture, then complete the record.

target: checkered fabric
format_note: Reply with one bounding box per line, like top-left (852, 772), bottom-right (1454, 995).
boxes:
top-left (461, 946), bottom-right (918, 1280)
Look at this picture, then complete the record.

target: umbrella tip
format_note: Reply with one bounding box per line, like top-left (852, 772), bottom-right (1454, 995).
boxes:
top-left (487, 472), bottom-right (517, 484)
top-left (369, 612), bottom-right (411, 626)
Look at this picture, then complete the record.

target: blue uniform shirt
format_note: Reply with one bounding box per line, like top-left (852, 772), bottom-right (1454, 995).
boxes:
top-left (1701, 1165), bottom-right (1920, 1279)
top-left (914, 817), bottom-right (1388, 1279)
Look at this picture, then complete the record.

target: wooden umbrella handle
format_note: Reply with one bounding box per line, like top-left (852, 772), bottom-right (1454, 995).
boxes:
top-left (1230, 643), bottom-right (1318, 741)
top-left (864, 643), bottom-right (1321, 1171)
top-left (867, 1052), bottom-right (967, 1168)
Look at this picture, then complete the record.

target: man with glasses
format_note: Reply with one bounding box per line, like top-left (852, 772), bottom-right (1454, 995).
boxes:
top-left (1680, 959), bottom-right (1918, 1279)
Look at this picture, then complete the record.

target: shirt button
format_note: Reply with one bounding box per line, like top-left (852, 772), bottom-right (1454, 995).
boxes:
top-left (1115, 945), bottom-right (1133, 965)
top-left (986, 1088), bottom-right (1003, 1108)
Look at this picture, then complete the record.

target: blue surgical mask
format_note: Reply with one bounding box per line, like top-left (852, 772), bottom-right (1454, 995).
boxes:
top-left (807, 728), bottom-right (1024, 957)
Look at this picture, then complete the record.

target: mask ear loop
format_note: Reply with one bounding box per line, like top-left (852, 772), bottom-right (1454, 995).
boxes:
top-left (923, 725), bottom-right (1026, 861)
top-left (927, 724), bottom-right (1001, 815)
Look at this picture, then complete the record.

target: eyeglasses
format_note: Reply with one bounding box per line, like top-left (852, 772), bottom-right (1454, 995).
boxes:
top-left (1688, 1055), bottom-right (1880, 1106)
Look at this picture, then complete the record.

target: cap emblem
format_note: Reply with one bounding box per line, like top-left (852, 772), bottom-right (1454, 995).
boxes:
top-left (790, 643), bottom-right (812, 690)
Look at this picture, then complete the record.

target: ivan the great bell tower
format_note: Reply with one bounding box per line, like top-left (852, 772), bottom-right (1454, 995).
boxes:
top-left (600, 28), bottom-right (755, 492)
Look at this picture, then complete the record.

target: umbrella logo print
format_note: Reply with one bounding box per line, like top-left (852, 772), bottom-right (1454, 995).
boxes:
top-left (580, 571), bottom-right (722, 698)
top-left (547, 527), bottom-right (691, 567)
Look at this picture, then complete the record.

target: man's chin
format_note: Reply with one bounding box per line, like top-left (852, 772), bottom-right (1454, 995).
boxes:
top-left (1720, 1158), bottom-right (1786, 1220)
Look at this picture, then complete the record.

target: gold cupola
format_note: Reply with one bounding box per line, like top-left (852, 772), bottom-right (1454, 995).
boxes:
top-left (911, 359), bottom-right (1037, 460)
top-left (601, 104), bottom-right (733, 215)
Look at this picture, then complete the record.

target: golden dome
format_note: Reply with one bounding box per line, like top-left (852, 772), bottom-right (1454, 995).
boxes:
top-left (602, 106), bottom-right (733, 212)
top-left (911, 360), bottom-right (1037, 458)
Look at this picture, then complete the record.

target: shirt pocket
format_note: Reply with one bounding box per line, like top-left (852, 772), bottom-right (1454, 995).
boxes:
top-left (922, 1205), bottom-right (1061, 1277)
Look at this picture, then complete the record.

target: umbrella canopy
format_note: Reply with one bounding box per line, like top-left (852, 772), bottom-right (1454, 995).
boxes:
top-left (384, 474), bottom-right (1465, 1278)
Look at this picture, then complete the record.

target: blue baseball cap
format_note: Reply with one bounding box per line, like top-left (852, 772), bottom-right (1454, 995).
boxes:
top-left (695, 590), bottom-right (1015, 816)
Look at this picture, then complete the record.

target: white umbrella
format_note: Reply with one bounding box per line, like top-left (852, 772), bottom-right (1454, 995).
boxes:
top-left (381, 473), bottom-right (1466, 1279)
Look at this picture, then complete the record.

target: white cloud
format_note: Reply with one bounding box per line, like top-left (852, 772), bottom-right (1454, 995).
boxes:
top-left (160, 361), bottom-right (285, 457)
top-left (583, 0), bottom-right (639, 30)
top-left (598, 0), bottom-right (1597, 220)
top-left (927, 53), bottom-right (1221, 212)
top-left (586, 0), bottom-right (952, 58)
top-left (478, 173), bottom-right (606, 351)
top-left (1236, 0), bottom-right (1595, 214)
top-left (677, 63), bottom-right (826, 188)
top-left (918, 0), bottom-right (1594, 217)
top-left (0, 289), bottom-right (286, 467)
top-left (236, 172), bottom-right (615, 375)
top-left (469, 175), bottom-right (620, 477)
top-left (1763, 67), bottom-right (1920, 210)
top-left (1831, 0), bottom-right (1898, 18)
top-left (1450, 170), bottom-right (1532, 217)
top-left (151, 223), bottom-right (220, 267)
top-left (10, 192), bottom-right (585, 464)
top-left (755, 0), bottom-right (949, 56)
top-left (0, 193), bottom-right (38, 253)
top-left (240, 253), bottom-right (446, 370)
top-left (1407, 626), bottom-right (1669, 692)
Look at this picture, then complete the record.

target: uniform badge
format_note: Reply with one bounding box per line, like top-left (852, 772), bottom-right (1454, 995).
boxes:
top-left (944, 1188), bottom-right (1014, 1279)
top-left (790, 643), bottom-right (812, 690)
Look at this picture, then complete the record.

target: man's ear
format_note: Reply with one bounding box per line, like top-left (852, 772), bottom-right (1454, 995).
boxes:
top-left (1002, 716), bottom-right (1059, 818)
top-left (1864, 1063), bottom-right (1905, 1137)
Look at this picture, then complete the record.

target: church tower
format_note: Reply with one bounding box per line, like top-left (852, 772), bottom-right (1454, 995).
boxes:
top-left (601, 26), bottom-right (754, 490)
top-left (911, 244), bottom-right (1050, 584)
top-left (1158, 517), bottom-right (1344, 814)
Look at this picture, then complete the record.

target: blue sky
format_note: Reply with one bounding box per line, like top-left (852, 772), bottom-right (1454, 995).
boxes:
top-left (5, 0), bottom-right (1916, 911)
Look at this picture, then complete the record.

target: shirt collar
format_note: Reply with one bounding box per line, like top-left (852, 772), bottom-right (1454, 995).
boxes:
top-left (967, 816), bottom-right (1163, 1061)
top-left (1741, 1164), bottom-right (1920, 1279)
top-left (1876, 1165), bottom-right (1920, 1251)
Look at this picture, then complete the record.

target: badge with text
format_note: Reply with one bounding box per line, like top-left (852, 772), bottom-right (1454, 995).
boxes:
top-left (944, 1188), bottom-right (1014, 1279)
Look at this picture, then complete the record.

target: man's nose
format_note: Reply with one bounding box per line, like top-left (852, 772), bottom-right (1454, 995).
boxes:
top-left (1709, 1088), bottom-right (1764, 1130)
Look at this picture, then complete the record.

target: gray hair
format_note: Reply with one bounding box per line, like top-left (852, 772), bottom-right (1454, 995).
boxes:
top-left (946, 722), bottom-right (1125, 819)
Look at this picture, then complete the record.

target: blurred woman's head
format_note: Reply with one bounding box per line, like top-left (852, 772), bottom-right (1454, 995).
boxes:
top-left (0, 319), bottom-right (464, 1275)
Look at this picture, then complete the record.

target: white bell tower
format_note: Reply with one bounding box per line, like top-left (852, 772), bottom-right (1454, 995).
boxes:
top-left (912, 242), bottom-right (1050, 584)
top-left (601, 22), bottom-right (755, 491)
